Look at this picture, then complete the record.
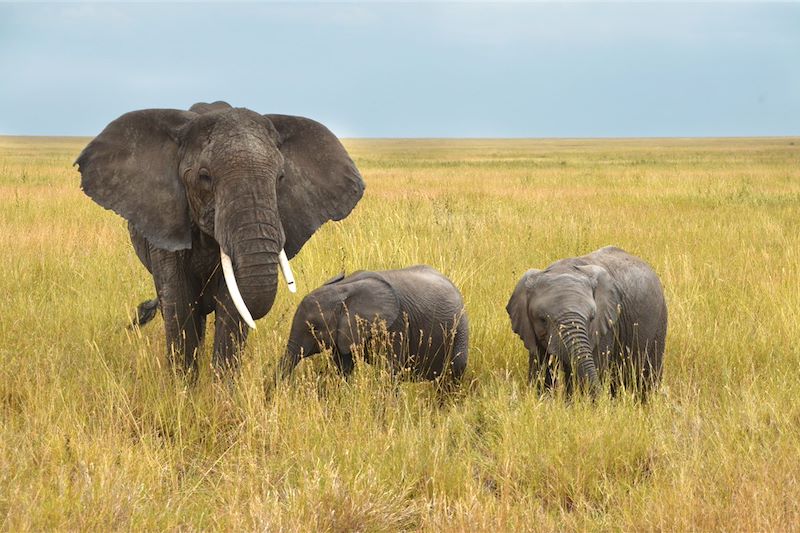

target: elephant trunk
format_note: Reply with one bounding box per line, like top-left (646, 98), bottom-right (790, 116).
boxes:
top-left (279, 338), bottom-right (303, 379)
top-left (216, 169), bottom-right (284, 325)
top-left (555, 313), bottom-right (601, 397)
top-left (280, 311), bottom-right (326, 378)
top-left (227, 239), bottom-right (280, 321)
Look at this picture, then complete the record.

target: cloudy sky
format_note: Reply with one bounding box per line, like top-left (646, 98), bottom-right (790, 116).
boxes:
top-left (1, 2), bottom-right (798, 137)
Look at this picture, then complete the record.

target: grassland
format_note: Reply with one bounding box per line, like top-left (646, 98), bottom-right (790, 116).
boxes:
top-left (1, 135), bottom-right (799, 531)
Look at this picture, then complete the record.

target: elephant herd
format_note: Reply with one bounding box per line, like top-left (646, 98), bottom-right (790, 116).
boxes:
top-left (77, 102), bottom-right (668, 399)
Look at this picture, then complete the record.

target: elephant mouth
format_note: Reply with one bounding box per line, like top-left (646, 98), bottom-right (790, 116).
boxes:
top-left (219, 246), bottom-right (297, 330)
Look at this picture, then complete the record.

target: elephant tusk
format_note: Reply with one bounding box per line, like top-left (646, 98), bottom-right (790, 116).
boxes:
top-left (278, 249), bottom-right (297, 293)
top-left (220, 248), bottom-right (257, 330)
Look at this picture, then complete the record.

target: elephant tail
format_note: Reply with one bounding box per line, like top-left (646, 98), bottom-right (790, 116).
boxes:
top-left (129, 298), bottom-right (160, 329)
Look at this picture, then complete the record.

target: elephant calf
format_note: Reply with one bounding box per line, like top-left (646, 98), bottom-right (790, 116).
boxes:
top-left (506, 246), bottom-right (667, 399)
top-left (281, 266), bottom-right (468, 384)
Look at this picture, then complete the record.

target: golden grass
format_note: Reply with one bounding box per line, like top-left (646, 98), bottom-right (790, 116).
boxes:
top-left (1, 135), bottom-right (799, 531)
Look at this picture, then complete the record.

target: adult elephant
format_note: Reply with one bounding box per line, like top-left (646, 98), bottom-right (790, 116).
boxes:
top-left (76, 101), bottom-right (365, 373)
top-left (506, 246), bottom-right (667, 399)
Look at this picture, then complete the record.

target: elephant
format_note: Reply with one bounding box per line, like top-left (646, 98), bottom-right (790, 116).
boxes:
top-left (280, 266), bottom-right (469, 385)
top-left (76, 101), bottom-right (365, 374)
top-left (506, 246), bottom-right (667, 399)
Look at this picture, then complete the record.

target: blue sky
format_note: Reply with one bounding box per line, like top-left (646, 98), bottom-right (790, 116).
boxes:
top-left (1, 2), bottom-right (798, 137)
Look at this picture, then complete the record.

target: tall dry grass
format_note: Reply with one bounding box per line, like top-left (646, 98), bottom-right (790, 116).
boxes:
top-left (1, 135), bottom-right (799, 530)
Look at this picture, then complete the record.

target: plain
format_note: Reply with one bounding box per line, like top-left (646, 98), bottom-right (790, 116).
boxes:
top-left (1, 136), bottom-right (799, 531)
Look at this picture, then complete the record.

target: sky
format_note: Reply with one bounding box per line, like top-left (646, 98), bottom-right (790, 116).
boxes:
top-left (0, 2), bottom-right (798, 138)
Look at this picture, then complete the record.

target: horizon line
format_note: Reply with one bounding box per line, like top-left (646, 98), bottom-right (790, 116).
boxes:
top-left (1, 134), bottom-right (798, 142)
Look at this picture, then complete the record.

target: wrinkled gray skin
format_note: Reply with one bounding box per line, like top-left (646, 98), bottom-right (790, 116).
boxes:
top-left (76, 101), bottom-right (364, 374)
top-left (506, 246), bottom-right (667, 399)
top-left (281, 266), bottom-right (468, 384)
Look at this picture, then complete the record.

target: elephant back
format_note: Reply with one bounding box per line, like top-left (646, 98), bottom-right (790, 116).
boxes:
top-left (381, 266), bottom-right (466, 372)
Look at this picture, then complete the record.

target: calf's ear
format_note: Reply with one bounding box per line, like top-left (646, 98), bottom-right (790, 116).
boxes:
top-left (577, 265), bottom-right (620, 336)
top-left (334, 276), bottom-right (400, 354)
top-left (506, 269), bottom-right (542, 353)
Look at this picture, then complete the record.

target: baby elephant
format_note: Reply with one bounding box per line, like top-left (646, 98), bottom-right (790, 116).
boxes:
top-left (507, 246), bottom-right (667, 399)
top-left (281, 266), bottom-right (468, 384)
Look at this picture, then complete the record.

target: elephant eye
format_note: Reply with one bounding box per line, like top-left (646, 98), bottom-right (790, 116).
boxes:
top-left (198, 168), bottom-right (213, 189)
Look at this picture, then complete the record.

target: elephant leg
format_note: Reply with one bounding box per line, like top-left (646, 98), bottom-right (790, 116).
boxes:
top-left (528, 351), bottom-right (554, 392)
top-left (608, 355), bottom-right (622, 398)
top-left (150, 248), bottom-right (203, 375)
top-left (609, 373), bottom-right (619, 398)
top-left (527, 351), bottom-right (538, 386)
top-left (437, 322), bottom-right (467, 399)
top-left (636, 342), bottom-right (663, 402)
top-left (617, 346), bottom-right (639, 397)
top-left (543, 359), bottom-right (556, 391)
top-left (448, 314), bottom-right (469, 383)
top-left (333, 350), bottom-right (355, 378)
top-left (212, 283), bottom-right (251, 372)
top-left (562, 362), bottom-right (575, 398)
top-left (193, 310), bottom-right (207, 353)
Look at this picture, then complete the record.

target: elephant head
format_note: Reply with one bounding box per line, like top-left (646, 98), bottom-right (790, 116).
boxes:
top-left (506, 264), bottom-right (620, 395)
top-left (76, 102), bottom-right (364, 327)
top-left (280, 273), bottom-right (400, 377)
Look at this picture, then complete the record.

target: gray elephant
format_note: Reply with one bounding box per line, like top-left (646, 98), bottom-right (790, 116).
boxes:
top-left (280, 266), bottom-right (469, 384)
top-left (506, 246), bottom-right (667, 398)
top-left (76, 101), bottom-right (365, 373)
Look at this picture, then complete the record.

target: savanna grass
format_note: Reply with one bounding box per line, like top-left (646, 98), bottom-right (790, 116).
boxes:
top-left (1, 135), bottom-right (799, 530)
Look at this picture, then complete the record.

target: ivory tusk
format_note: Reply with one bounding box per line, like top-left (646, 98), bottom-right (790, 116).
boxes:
top-left (220, 248), bottom-right (257, 329)
top-left (278, 249), bottom-right (297, 293)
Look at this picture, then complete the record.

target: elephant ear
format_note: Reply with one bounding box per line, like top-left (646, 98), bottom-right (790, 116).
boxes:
top-left (75, 109), bottom-right (196, 251)
top-left (334, 275), bottom-right (400, 354)
top-left (506, 269), bottom-right (541, 353)
top-left (577, 265), bottom-right (621, 336)
top-left (266, 114), bottom-right (366, 259)
top-left (189, 101), bottom-right (232, 114)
